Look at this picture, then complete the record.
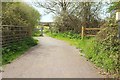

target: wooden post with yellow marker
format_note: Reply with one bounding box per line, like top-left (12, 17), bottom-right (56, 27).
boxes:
top-left (81, 26), bottom-right (85, 39)
top-left (116, 10), bottom-right (120, 39)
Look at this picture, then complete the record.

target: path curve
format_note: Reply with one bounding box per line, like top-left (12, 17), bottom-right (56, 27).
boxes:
top-left (3, 36), bottom-right (105, 78)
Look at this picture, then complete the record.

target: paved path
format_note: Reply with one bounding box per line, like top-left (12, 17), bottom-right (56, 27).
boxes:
top-left (3, 36), bottom-right (105, 78)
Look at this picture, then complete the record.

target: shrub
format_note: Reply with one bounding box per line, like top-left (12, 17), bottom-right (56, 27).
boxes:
top-left (32, 29), bottom-right (41, 37)
top-left (54, 13), bottom-right (81, 33)
top-left (95, 22), bottom-right (120, 77)
top-left (2, 37), bottom-right (38, 65)
top-left (47, 30), bottom-right (120, 78)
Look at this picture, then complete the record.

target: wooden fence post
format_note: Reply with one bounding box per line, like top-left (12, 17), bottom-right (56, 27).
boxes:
top-left (81, 26), bottom-right (85, 39)
top-left (116, 11), bottom-right (120, 39)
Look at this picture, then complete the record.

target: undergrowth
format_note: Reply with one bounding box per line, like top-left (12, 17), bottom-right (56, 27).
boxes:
top-left (46, 31), bottom-right (120, 78)
top-left (32, 29), bottom-right (41, 37)
top-left (2, 37), bottom-right (38, 65)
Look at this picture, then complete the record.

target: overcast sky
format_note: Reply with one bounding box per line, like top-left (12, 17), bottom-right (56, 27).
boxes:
top-left (32, 6), bottom-right (54, 22)
top-left (26, 1), bottom-right (54, 22)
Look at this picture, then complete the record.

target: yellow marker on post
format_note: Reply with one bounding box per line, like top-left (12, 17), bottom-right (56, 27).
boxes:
top-left (81, 26), bottom-right (85, 40)
top-left (116, 11), bottom-right (120, 39)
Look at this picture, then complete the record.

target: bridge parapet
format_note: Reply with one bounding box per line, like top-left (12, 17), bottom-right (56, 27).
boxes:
top-left (39, 22), bottom-right (55, 26)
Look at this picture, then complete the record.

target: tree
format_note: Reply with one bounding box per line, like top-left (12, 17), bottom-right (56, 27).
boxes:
top-left (109, 1), bottom-right (120, 12)
top-left (35, 0), bottom-right (75, 15)
top-left (2, 2), bottom-right (41, 35)
top-left (35, 1), bottom-right (106, 33)
top-left (35, 0), bottom-right (80, 33)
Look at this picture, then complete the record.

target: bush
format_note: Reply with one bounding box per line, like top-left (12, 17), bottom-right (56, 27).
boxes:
top-left (2, 2), bottom-right (40, 36)
top-left (54, 13), bottom-right (81, 33)
top-left (2, 37), bottom-right (38, 65)
top-left (33, 29), bottom-right (41, 37)
top-left (47, 30), bottom-right (120, 78)
top-left (47, 31), bottom-right (81, 40)
top-left (94, 22), bottom-right (120, 77)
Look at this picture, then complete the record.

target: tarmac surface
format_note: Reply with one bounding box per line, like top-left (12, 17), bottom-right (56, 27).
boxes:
top-left (3, 36), bottom-right (105, 78)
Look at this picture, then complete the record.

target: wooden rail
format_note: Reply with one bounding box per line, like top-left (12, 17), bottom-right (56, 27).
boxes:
top-left (1, 25), bottom-right (29, 47)
top-left (85, 28), bottom-right (100, 30)
top-left (81, 26), bottom-right (100, 39)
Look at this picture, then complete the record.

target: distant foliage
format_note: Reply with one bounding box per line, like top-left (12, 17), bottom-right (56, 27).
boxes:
top-left (39, 1), bottom-right (104, 33)
top-left (32, 29), bottom-right (41, 37)
top-left (54, 13), bottom-right (81, 33)
top-left (109, 1), bottom-right (120, 12)
top-left (49, 31), bottom-right (81, 39)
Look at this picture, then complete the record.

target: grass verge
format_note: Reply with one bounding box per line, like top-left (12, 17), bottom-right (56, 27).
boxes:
top-left (46, 32), bottom-right (119, 78)
top-left (2, 37), bottom-right (38, 65)
top-left (46, 32), bottom-right (94, 56)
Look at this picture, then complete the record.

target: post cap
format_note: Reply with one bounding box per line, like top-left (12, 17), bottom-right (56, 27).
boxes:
top-left (116, 11), bottom-right (120, 21)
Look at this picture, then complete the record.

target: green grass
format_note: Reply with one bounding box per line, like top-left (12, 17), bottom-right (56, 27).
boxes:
top-left (46, 32), bottom-right (120, 78)
top-left (2, 37), bottom-right (38, 65)
top-left (46, 32), bottom-right (95, 58)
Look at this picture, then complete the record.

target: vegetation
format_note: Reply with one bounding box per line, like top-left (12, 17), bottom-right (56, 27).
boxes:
top-left (2, 37), bottom-right (38, 65)
top-left (33, 29), bottom-right (41, 37)
top-left (33, 26), bottom-right (45, 37)
top-left (95, 20), bottom-right (120, 77)
top-left (46, 28), bottom-right (120, 77)
top-left (1, 2), bottom-right (40, 65)
top-left (1, 0), bottom-right (120, 78)
top-left (109, 1), bottom-right (120, 12)
top-left (2, 2), bottom-right (40, 35)
top-left (42, 1), bottom-right (120, 78)
top-left (35, 1), bottom-right (106, 33)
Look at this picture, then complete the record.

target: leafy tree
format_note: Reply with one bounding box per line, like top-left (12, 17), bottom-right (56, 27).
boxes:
top-left (35, 1), bottom-right (105, 33)
top-left (109, 1), bottom-right (120, 12)
top-left (2, 2), bottom-right (40, 35)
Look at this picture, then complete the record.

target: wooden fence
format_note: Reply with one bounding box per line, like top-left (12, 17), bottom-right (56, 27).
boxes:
top-left (81, 26), bottom-right (100, 39)
top-left (1, 25), bottom-right (29, 47)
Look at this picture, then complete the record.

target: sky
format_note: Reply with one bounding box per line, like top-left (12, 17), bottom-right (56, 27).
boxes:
top-left (26, 1), bottom-right (54, 22)
top-left (31, 6), bottom-right (54, 22)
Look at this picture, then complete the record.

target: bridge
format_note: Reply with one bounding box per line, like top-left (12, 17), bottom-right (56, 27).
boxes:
top-left (39, 22), bottom-right (55, 26)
